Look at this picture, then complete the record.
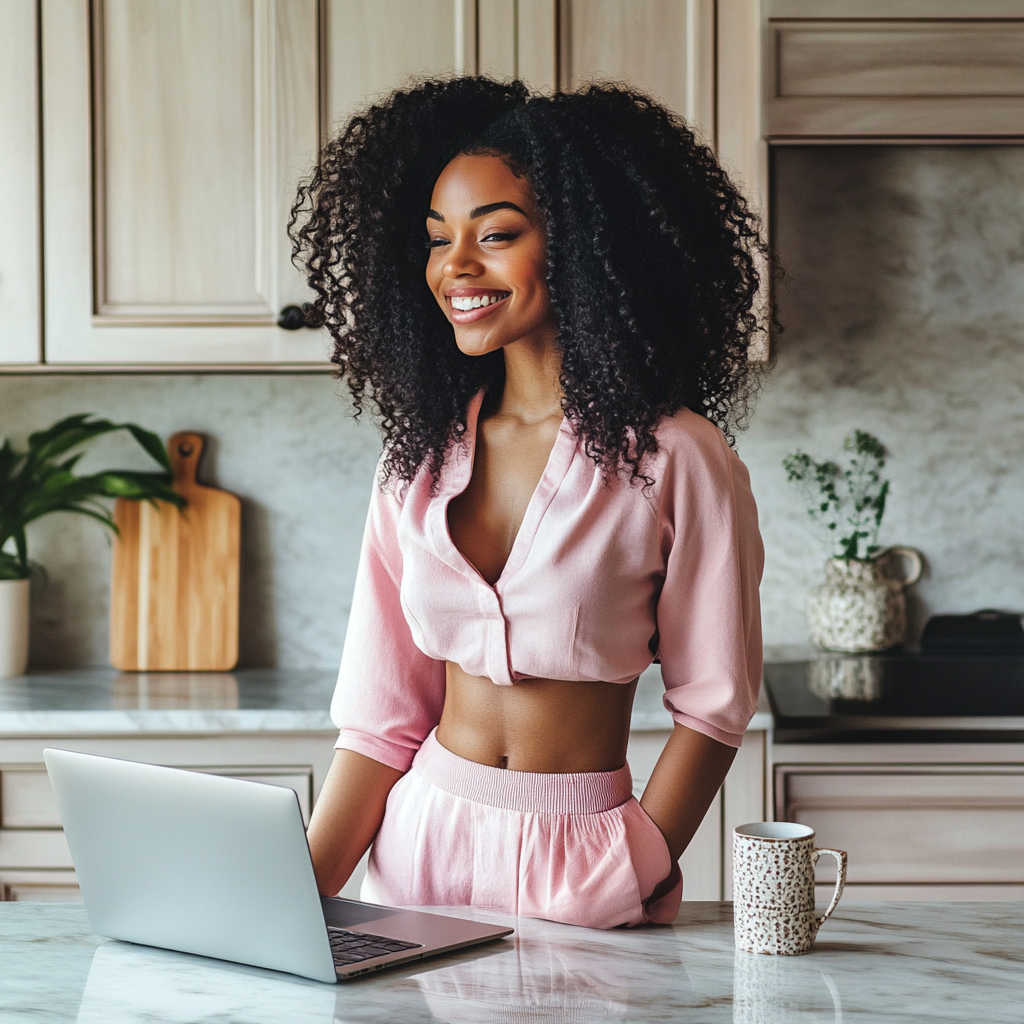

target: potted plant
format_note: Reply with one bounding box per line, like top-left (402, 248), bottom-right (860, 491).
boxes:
top-left (0, 415), bottom-right (184, 678)
top-left (783, 431), bottom-right (922, 652)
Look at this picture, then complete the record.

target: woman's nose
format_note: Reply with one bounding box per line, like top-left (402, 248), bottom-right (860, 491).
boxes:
top-left (442, 238), bottom-right (483, 279)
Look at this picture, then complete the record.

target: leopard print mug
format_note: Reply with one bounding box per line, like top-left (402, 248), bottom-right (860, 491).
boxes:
top-left (733, 822), bottom-right (847, 955)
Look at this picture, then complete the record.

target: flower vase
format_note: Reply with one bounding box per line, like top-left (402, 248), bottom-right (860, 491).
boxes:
top-left (0, 578), bottom-right (30, 679)
top-left (807, 547), bottom-right (923, 653)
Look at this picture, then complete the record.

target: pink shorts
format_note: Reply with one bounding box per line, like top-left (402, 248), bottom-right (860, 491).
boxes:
top-left (361, 729), bottom-right (682, 929)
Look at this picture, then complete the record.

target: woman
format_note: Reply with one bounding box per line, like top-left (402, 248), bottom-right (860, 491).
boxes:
top-left (291, 77), bottom-right (766, 928)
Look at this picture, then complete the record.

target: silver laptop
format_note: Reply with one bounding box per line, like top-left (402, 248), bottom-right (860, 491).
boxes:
top-left (43, 748), bottom-right (512, 983)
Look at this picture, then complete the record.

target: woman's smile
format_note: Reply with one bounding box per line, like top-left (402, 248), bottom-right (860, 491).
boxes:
top-left (446, 288), bottom-right (511, 321)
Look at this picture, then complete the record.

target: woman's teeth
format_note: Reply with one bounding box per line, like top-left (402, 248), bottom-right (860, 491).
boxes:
top-left (451, 293), bottom-right (507, 311)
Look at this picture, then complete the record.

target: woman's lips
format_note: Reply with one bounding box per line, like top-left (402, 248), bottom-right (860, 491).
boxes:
top-left (447, 290), bottom-right (510, 324)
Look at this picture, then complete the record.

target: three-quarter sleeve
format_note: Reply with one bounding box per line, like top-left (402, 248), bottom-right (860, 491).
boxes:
top-left (331, 465), bottom-right (446, 773)
top-left (654, 419), bottom-right (764, 747)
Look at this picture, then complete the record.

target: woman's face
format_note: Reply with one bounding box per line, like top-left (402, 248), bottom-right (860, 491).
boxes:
top-left (426, 153), bottom-right (556, 358)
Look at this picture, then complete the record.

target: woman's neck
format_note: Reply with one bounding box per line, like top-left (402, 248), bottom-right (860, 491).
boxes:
top-left (497, 329), bottom-right (563, 425)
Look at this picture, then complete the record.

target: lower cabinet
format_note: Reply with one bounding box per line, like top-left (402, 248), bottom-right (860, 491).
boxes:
top-left (774, 750), bottom-right (1024, 901)
top-left (0, 732), bottom-right (336, 901)
top-left (0, 728), bottom-right (770, 905)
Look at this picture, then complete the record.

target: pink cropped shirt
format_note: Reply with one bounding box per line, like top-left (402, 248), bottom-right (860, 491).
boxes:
top-left (331, 391), bottom-right (764, 773)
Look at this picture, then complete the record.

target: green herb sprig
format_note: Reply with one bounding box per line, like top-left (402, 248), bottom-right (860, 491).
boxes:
top-left (783, 430), bottom-right (890, 562)
top-left (0, 415), bottom-right (185, 581)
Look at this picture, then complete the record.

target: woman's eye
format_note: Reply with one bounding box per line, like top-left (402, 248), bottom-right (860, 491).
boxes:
top-left (483, 232), bottom-right (516, 243)
top-left (425, 238), bottom-right (450, 249)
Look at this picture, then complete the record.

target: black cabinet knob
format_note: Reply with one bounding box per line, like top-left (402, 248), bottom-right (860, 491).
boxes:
top-left (278, 305), bottom-right (312, 330)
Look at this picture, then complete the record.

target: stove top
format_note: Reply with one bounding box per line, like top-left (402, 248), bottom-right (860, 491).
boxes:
top-left (764, 653), bottom-right (1024, 743)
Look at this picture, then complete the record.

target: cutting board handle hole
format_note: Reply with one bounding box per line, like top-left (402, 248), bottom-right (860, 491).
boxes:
top-left (178, 440), bottom-right (194, 457)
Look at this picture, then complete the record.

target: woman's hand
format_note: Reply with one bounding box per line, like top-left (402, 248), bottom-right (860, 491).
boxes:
top-left (639, 723), bottom-right (738, 863)
top-left (306, 749), bottom-right (404, 897)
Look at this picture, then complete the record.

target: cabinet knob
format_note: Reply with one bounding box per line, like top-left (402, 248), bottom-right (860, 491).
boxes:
top-left (277, 305), bottom-right (315, 330)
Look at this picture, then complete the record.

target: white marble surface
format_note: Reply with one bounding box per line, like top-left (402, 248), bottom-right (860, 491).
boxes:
top-left (0, 666), bottom-right (760, 736)
top-left (3, 900), bottom-right (1024, 1022)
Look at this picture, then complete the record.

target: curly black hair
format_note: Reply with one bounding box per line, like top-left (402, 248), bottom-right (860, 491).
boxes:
top-left (290, 76), bottom-right (768, 485)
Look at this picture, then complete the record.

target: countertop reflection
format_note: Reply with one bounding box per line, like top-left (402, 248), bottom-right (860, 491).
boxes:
top-left (3, 901), bottom-right (1023, 1022)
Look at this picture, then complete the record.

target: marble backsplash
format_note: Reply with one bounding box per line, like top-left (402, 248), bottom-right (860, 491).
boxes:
top-left (2, 145), bottom-right (1023, 667)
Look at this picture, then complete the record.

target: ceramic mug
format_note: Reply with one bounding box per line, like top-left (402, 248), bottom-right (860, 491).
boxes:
top-left (733, 822), bottom-right (847, 956)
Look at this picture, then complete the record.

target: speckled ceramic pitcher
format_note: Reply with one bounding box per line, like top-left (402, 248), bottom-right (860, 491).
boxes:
top-left (733, 822), bottom-right (847, 956)
top-left (807, 546), bottom-right (923, 652)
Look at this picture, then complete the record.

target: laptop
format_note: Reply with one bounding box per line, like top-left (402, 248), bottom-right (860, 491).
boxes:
top-left (43, 748), bottom-right (513, 983)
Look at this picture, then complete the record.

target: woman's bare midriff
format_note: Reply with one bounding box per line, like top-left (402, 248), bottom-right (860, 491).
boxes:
top-left (435, 662), bottom-right (638, 773)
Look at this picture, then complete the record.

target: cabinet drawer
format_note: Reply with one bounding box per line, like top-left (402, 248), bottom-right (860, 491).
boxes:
top-left (780, 769), bottom-right (1024, 884)
top-left (0, 869), bottom-right (80, 902)
top-left (775, 22), bottom-right (1024, 100)
top-left (0, 829), bottom-right (73, 869)
top-left (767, 19), bottom-right (1024, 136)
top-left (1, 769), bottom-right (60, 827)
top-left (1, 765), bottom-right (313, 828)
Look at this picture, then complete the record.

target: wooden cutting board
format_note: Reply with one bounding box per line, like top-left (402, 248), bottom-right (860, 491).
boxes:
top-left (110, 432), bottom-right (241, 671)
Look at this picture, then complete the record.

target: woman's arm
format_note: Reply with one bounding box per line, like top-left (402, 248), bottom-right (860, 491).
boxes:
top-left (306, 749), bottom-right (404, 897)
top-left (639, 723), bottom-right (737, 862)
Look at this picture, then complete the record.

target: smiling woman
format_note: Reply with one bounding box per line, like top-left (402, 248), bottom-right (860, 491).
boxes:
top-left (426, 155), bottom-right (554, 356)
top-left (289, 77), bottom-right (769, 931)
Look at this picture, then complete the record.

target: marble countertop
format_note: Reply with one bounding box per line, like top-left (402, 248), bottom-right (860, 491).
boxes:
top-left (0, 666), bottom-right (772, 736)
top-left (3, 900), bottom-right (1023, 1022)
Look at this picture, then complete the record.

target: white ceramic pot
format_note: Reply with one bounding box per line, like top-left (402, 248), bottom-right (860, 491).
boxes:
top-left (807, 546), bottom-right (923, 653)
top-left (0, 577), bottom-right (30, 679)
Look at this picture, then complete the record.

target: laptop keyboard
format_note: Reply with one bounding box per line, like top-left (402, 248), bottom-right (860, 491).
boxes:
top-left (327, 926), bottom-right (423, 966)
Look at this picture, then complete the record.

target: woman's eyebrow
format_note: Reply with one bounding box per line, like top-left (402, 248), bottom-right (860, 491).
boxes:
top-left (470, 201), bottom-right (527, 218)
top-left (426, 201), bottom-right (527, 223)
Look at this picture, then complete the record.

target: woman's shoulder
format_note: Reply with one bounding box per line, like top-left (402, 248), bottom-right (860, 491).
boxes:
top-left (650, 407), bottom-right (736, 475)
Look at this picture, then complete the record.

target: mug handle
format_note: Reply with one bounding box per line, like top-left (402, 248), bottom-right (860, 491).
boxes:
top-left (882, 546), bottom-right (923, 588)
top-left (811, 847), bottom-right (848, 936)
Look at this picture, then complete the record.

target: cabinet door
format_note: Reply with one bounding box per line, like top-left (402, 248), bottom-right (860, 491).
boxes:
top-left (42, 0), bottom-right (326, 366)
top-left (562, 0), bottom-right (716, 143)
top-left (323, 1), bottom-right (478, 131)
top-left (0, 0), bottom-right (41, 364)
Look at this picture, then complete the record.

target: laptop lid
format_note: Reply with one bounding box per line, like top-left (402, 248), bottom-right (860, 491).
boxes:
top-left (44, 748), bottom-right (339, 983)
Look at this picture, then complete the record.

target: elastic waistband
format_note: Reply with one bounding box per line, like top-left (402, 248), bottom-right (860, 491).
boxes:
top-left (411, 729), bottom-right (634, 814)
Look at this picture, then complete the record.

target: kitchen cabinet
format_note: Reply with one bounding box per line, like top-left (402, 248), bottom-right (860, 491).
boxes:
top-left (561, 0), bottom-right (716, 143)
top-left (0, 728), bottom-right (767, 904)
top-left (766, 0), bottom-right (1024, 139)
top-left (773, 742), bottom-right (1024, 900)
top-left (0, 0), bottom-right (42, 364)
top-left (3, 0), bottom-right (764, 369)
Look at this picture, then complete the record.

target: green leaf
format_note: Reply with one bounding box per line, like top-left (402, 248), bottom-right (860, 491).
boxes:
top-left (785, 429), bottom-right (892, 559)
top-left (0, 415), bottom-right (186, 571)
top-left (125, 425), bottom-right (173, 473)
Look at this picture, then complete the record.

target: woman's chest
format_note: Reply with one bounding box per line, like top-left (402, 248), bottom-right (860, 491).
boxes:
top-left (445, 413), bottom-right (564, 587)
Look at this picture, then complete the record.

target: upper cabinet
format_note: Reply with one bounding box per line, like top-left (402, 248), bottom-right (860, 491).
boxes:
top-left (43, 0), bottom-right (324, 366)
top-left (563, 0), bottom-right (716, 145)
top-left (766, 0), bottom-right (1024, 139)
top-left (0, 0), bottom-right (42, 364)
top-left (4, 0), bottom-right (745, 368)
